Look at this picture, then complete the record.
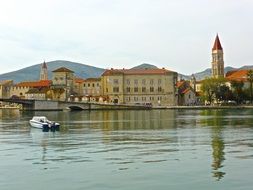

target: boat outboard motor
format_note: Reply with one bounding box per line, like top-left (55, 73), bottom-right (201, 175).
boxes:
top-left (42, 124), bottom-right (49, 132)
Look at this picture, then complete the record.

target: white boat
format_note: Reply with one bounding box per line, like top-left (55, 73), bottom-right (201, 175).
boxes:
top-left (29, 116), bottom-right (60, 131)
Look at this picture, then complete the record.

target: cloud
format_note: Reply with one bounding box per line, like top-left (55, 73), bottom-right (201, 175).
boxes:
top-left (0, 0), bottom-right (253, 74)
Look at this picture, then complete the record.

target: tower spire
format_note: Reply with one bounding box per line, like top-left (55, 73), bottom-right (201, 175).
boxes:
top-left (212, 34), bottom-right (223, 51)
top-left (40, 60), bottom-right (48, 80)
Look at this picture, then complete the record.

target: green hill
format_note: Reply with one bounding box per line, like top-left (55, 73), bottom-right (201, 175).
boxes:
top-left (0, 60), bottom-right (251, 83)
top-left (0, 60), bottom-right (105, 83)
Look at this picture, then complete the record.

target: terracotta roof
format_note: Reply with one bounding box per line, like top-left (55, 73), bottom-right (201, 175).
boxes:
top-left (74, 78), bottom-right (85, 83)
top-left (102, 68), bottom-right (175, 76)
top-left (84, 78), bottom-right (101, 82)
top-left (225, 70), bottom-right (249, 82)
top-left (212, 34), bottom-right (223, 51)
top-left (176, 81), bottom-right (185, 88)
top-left (52, 67), bottom-right (74, 73)
top-left (182, 88), bottom-right (191, 94)
top-left (15, 80), bottom-right (51, 87)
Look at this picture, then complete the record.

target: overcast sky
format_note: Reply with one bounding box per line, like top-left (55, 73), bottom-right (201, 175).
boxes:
top-left (0, 0), bottom-right (252, 75)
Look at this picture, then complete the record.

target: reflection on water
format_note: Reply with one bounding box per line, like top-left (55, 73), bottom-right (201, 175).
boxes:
top-left (1, 109), bottom-right (253, 190)
top-left (200, 110), bottom-right (226, 180)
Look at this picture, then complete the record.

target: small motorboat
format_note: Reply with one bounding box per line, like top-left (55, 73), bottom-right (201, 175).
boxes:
top-left (29, 116), bottom-right (60, 132)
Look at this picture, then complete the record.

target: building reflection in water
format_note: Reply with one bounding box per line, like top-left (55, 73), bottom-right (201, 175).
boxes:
top-left (201, 110), bottom-right (226, 180)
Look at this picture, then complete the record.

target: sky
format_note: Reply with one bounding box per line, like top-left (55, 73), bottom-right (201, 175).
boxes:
top-left (0, 0), bottom-right (253, 75)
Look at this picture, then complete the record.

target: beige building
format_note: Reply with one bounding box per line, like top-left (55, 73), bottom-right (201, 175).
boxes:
top-left (0, 80), bottom-right (13, 99)
top-left (101, 68), bottom-right (178, 106)
top-left (73, 77), bottom-right (105, 103)
top-left (10, 80), bottom-right (51, 99)
top-left (51, 67), bottom-right (74, 100)
top-left (177, 80), bottom-right (197, 106)
top-left (83, 78), bottom-right (102, 96)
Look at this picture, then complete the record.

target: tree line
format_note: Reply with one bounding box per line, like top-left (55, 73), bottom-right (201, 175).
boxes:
top-left (200, 70), bottom-right (253, 105)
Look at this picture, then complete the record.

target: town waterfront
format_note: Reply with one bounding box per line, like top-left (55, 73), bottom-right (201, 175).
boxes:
top-left (1, 109), bottom-right (253, 190)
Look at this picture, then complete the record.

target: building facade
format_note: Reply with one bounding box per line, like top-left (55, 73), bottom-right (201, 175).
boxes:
top-left (101, 68), bottom-right (178, 106)
top-left (211, 34), bottom-right (224, 78)
top-left (177, 80), bottom-right (197, 106)
top-left (51, 67), bottom-right (74, 100)
top-left (0, 80), bottom-right (13, 99)
top-left (10, 80), bottom-right (51, 99)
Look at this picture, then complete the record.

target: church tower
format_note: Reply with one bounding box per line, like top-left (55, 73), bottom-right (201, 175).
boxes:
top-left (40, 61), bottom-right (48, 80)
top-left (211, 34), bottom-right (224, 78)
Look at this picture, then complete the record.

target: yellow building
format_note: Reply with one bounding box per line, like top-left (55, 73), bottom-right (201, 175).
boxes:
top-left (10, 80), bottom-right (51, 99)
top-left (0, 80), bottom-right (13, 99)
top-left (101, 68), bottom-right (178, 106)
top-left (51, 67), bottom-right (74, 100)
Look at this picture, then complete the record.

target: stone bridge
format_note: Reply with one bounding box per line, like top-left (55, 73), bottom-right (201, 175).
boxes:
top-left (0, 99), bottom-right (151, 111)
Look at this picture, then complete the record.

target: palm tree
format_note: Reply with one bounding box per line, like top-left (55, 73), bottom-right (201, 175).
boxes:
top-left (247, 70), bottom-right (253, 103)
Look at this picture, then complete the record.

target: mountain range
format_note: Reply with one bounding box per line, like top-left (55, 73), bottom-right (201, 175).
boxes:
top-left (0, 60), bottom-right (252, 83)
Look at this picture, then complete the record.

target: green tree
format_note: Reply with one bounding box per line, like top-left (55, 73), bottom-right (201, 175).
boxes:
top-left (247, 70), bottom-right (253, 103)
top-left (231, 80), bottom-right (244, 104)
top-left (216, 85), bottom-right (233, 102)
top-left (201, 77), bottom-right (226, 104)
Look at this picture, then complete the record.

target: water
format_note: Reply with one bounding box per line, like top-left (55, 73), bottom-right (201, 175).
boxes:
top-left (0, 109), bottom-right (253, 190)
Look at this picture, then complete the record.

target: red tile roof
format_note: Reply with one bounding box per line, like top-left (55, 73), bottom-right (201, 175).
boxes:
top-left (212, 34), bottom-right (223, 51)
top-left (102, 68), bottom-right (175, 76)
top-left (74, 78), bottom-right (85, 83)
top-left (182, 88), bottom-right (191, 94)
top-left (84, 78), bottom-right (101, 82)
top-left (15, 80), bottom-right (51, 87)
top-left (176, 81), bottom-right (185, 88)
top-left (52, 67), bottom-right (74, 73)
top-left (225, 70), bottom-right (249, 82)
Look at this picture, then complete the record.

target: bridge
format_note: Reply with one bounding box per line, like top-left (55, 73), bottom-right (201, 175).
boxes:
top-left (0, 98), bottom-right (151, 111)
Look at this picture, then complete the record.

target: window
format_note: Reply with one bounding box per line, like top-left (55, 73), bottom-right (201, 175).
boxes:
top-left (134, 87), bottom-right (138, 92)
top-left (134, 79), bottom-right (138, 85)
top-left (142, 79), bottom-right (146, 85)
top-left (150, 79), bottom-right (154, 85)
top-left (142, 87), bottom-right (146, 92)
top-left (158, 87), bottom-right (162, 92)
top-left (126, 87), bottom-right (131, 93)
top-left (142, 97), bottom-right (146, 101)
top-left (126, 79), bottom-right (130, 85)
top-left (134, 97), bottom-right (138, 101)
top-left (92, 83), bottom-right (95, 87)
top-left (88, 83), bottom-right (90, 87)
top-left (113, 87), bottom-right (119, 92)
top-left (150, 87), bottom-right (154, 92)
top-left (113, 79), bottom-right (119, 84)
top-left (158, 79), bottom-right (161, 85)
top-left (97, 83), bottom-right (99, 87)
top-left (83, 84), bottom-right (86, 87)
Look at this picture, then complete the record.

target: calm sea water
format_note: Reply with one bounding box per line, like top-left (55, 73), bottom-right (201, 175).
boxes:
top-left (0, 109), bottom-right (253, 190)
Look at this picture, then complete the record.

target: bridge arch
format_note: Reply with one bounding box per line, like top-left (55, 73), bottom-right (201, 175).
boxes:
top-left (68, 106), bottom-right (84, 110)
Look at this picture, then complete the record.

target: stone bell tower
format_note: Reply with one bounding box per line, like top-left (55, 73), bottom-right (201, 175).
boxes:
top-left (40, 61), bottom-right (48, 80)
top-left (211, 34), bottom-right (224, 78)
